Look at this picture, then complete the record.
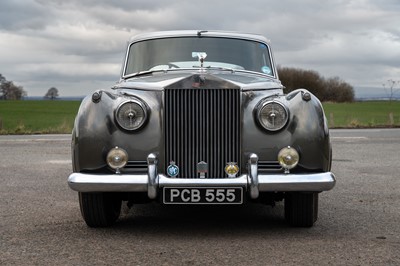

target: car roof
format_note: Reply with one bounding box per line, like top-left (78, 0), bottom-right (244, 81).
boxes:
top-left (129, 30), bottom-right (271, 44)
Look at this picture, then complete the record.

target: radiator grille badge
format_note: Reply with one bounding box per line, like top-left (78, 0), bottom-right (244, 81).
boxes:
top-left (197, 161), bottom-right (208, 178)
top-left (225, 162), bottom-right (239, 177)
top-left (167, 161), bottom-right (179, 177)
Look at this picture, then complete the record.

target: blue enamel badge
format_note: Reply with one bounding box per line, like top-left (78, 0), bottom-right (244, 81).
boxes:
top-left (167, 161), bottom-right (179, 177)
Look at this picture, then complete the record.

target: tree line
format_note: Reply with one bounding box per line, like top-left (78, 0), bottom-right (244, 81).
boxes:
top-left (278, 66), bottom-right (355, 102)
top-left (0, 74), bottom-right (27, 100)
top-left (0, 74), bottom-right (58, 100)
top-left (1, 69), bottom-right (356, 102)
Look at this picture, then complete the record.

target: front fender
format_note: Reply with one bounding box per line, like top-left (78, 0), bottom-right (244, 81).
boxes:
top-left (242, 89), bottom-right (331, 172)
top-left (71, 89), bottom-right (163, 172)
top-left (286, 89), bottom-right (331, 171)
top-left (72, 92), bottom-right (117, 172)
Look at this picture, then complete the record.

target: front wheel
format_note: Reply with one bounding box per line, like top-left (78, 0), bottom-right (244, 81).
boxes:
top-left (285, 192), bottom-right (318, 227)
top-left (79, 192), bottom-right (122, 227)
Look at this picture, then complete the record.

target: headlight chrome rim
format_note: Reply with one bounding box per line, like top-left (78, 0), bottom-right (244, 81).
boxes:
top-left (115, 99), bottom-right (147, 131)
top-left (256, 100), bottom-right (289, 132)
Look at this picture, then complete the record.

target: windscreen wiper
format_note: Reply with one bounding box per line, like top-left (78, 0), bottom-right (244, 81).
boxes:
top-left (191, 66), bottom-right (236, 73)
top-left (123, 70), bottom-right (164, 79)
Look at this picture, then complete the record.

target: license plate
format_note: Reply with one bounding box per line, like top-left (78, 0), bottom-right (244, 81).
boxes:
top-left (163, 187), bottom-right (243, 204)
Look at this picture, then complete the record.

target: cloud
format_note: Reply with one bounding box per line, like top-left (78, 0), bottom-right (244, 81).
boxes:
top-left (0, 0), bottom-right (399, 96)
top-left (0, 0), bottom-right (51, 30)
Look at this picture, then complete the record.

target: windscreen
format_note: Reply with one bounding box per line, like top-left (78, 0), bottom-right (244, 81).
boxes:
top-left (124, 37), bottom-right (274, 76)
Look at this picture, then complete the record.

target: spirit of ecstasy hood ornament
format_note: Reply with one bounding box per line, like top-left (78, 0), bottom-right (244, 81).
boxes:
top-left (192, 52), bottom-right (207, 69)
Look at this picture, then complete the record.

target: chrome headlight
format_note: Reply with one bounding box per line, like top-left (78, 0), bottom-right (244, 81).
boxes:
top-left (115, 100), bottom-right (147, 131)
top-left (256, 100), bottom-right (289, 131)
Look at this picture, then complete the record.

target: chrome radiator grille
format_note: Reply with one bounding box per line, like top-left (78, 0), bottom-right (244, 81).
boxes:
top-left (165, 88), bottom-right (240, 178)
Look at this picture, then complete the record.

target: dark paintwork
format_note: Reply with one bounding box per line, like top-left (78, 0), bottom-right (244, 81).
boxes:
top-left (72, 71), bottom-right (331, 174)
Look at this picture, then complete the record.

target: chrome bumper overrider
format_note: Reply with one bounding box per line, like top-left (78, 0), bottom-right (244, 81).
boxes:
top-left (68, 153), bottom-right (336, 199)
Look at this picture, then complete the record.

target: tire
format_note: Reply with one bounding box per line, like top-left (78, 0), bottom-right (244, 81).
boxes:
top-left (285, 192), bottom-right (318, 227)
top-left (79, 192), bottom-right (122, 227)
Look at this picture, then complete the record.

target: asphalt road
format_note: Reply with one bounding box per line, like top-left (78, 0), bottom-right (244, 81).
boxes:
top-left (1, 129), bottom-right (399, 265)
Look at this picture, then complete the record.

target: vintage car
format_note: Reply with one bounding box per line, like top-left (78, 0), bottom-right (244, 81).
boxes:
top-left (68, 30), bottom-right (335, 228)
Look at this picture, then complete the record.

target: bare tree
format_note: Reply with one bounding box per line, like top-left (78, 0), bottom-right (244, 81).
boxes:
top-left (382, 79), bottom-right (399, 101)
top-left (324, 76), bottom-right (355, 102)
top-left (0, 74), bottom-right (27, 100)
top-left (44, 87), bottom-right (59, 100)
top-left (278, 66), bottom-right (354, 102)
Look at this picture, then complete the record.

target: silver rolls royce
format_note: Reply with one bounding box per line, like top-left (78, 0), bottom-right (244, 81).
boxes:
top-left (68, 30), bottom-right (335, 227)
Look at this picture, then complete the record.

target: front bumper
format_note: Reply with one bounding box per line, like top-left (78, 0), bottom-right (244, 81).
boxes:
top-left (68, 153), bottom-right (336, 199)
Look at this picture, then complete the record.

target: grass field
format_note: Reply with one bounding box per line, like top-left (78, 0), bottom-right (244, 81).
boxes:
top-left (0, 100), bottom-right (399, 134)
top-left (323, 101), bottom-right (400, 128)
top-left (0, 100), bottom-right (81, 134)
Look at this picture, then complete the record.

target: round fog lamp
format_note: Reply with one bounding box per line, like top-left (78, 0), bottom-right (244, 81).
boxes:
top-left (278, 146), bottom-right (299, 171)
top-left (107, 147), bottom-right (128, 171)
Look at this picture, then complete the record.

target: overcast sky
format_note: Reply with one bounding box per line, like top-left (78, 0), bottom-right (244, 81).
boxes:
top-left (1, 0), bottom-right (399, 97)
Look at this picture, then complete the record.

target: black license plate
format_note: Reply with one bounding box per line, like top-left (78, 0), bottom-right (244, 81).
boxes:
top-left (163, 187), bottom-right (243, 204)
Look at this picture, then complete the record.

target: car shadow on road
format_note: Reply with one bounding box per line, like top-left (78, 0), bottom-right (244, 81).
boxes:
top-left (112, 202), bottom-right (291, 235)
